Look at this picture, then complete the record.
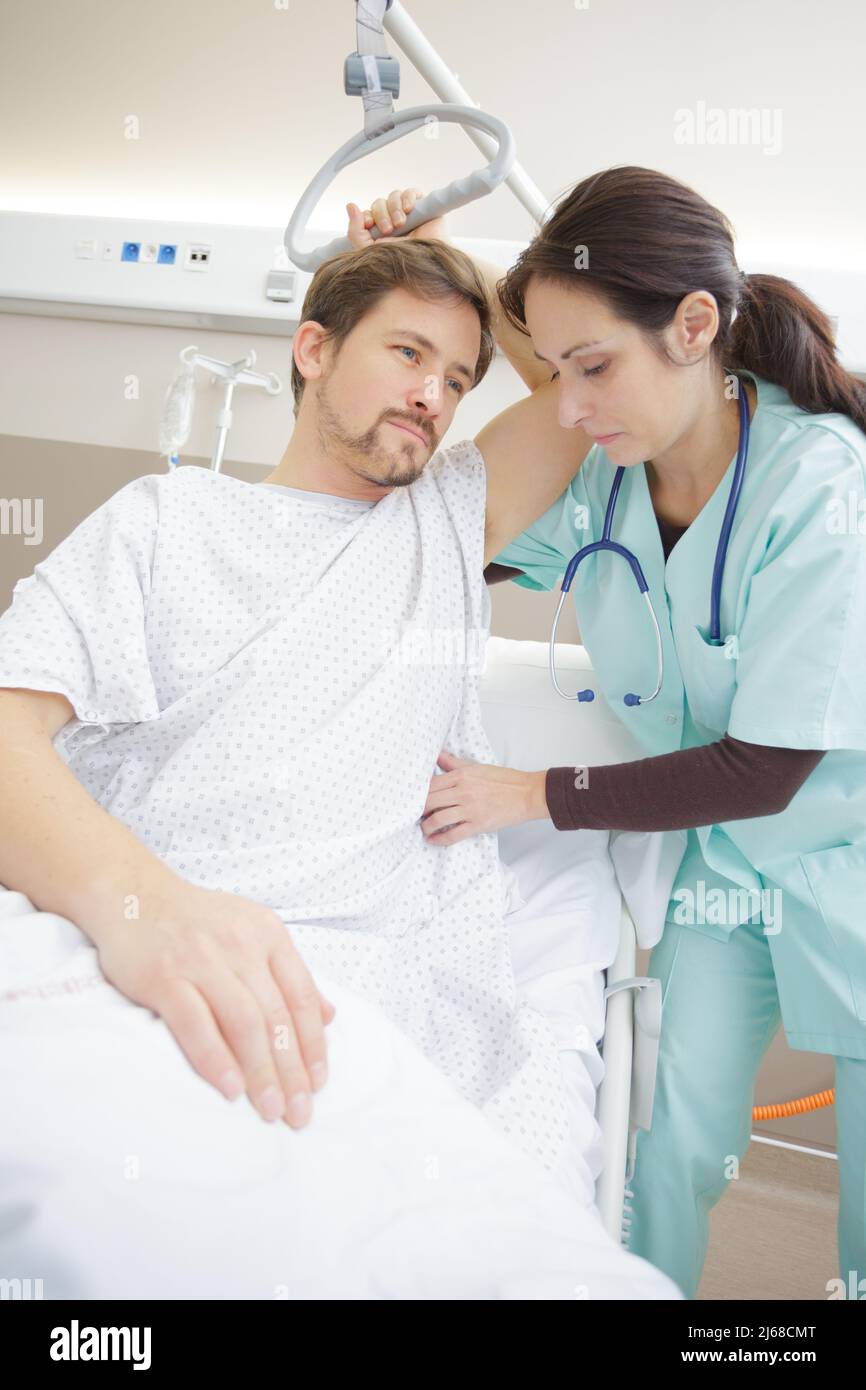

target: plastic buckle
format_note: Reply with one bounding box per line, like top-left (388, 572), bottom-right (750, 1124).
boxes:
top-left (343, 53), bottom-right (401, 98)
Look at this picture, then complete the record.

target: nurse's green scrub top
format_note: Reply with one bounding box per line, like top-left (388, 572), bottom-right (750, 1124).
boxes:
top-left (492, 371), bottom-right (866, 1059)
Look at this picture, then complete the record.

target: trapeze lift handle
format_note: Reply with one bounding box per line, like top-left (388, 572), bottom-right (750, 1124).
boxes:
top-left (284, 103), bottom-right (517, 273)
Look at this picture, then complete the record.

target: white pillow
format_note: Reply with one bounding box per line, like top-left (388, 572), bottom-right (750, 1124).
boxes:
top-left (479, 636), bottom-right (686, 954)
top-left (479, 636), bottom-right (644, 771)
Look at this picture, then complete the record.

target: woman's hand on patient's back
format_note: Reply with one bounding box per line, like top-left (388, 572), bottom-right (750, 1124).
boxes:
top-left (346, 188), bottom-right (450, 247)
top-left (90, 881), bottom-right (336, 1129)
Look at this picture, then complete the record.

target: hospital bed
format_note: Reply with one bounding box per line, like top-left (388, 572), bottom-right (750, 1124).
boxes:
top-left (479, 634), bottom-right (683, 1248)
top-left (0, 634), bottom-right (682, 1299)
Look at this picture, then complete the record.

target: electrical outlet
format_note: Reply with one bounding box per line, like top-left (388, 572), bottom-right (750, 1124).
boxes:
top-left (184, 242), bottom-right (212, 271)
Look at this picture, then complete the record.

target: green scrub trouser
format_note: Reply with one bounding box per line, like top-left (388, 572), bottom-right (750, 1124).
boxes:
top-left (626, 913), bottom-right (866, 1300)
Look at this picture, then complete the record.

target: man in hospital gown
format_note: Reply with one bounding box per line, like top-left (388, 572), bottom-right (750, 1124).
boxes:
top-left (0, 445), bottom-right (582, 1195)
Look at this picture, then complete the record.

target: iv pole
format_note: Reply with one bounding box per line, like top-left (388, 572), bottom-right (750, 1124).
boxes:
top-left (158, 346), bottom-right (282, 474)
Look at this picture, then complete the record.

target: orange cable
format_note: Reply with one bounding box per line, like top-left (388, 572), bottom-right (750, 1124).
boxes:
top-left (752, 1088), bottom-right (835, 1121)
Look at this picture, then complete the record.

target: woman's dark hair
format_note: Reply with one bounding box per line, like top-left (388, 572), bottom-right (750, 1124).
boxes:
top-left (290, 238), bottom-right (495, 419)
top-left (498, 165), bottom-right (866, 433)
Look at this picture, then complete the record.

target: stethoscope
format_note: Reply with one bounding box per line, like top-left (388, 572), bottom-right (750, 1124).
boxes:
top-left (550, 374), bottom-right (751, 704)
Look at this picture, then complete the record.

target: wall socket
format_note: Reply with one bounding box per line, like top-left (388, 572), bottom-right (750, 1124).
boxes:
top-left (184, 242), bottom-right (212, 271)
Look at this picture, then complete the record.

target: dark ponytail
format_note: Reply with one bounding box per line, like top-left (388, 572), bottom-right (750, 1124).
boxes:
top-left (731, 273), bottom-right (866, 431)
top-left (498, 165), bottom-right (866, 434)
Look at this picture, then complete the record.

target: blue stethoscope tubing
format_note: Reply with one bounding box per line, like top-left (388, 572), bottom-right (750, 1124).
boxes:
top-left (549, 374), bottom-right (751, 704)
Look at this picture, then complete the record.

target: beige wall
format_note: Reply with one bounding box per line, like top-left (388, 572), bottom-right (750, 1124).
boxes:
top-left (0, 299), bottom-right (582, 642)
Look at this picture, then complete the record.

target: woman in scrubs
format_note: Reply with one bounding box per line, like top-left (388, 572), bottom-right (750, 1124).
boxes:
top-left (353, 165), bottom-right (866, 1299)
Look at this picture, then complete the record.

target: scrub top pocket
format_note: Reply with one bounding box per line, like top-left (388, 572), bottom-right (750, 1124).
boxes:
top-left (680, 623), bottom-right (739, 736)
top-left (799, 842), bottom-right (866, 1026)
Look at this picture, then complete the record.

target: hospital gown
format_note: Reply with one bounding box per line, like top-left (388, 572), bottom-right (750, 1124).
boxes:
top-left (0, 448), bottom-right (578, 1191)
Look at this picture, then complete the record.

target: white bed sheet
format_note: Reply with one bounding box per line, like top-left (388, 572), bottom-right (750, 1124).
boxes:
top-left (501, 817), bottom-right (621, 1207)
top-left (0, 885), bottom-right (681, 1300)
top-left (0, 638), bottom-right (683, 1300)
top-left (479, 635), bottom-right (682, 1215)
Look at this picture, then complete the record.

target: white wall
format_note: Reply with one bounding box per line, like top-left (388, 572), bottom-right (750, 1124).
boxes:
top-left (2, 0), bottom-right (863, 263)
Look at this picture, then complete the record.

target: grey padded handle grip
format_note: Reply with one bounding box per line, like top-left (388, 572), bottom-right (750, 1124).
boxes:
top-left (284, 104), bottom-right (516, 272)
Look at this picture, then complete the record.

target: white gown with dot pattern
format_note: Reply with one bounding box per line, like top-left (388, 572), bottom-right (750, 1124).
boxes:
top-left (0, 444), bottom-right (576, 1188)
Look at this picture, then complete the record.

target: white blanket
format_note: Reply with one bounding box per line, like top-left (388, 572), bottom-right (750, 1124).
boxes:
top-left (0, 443), bottom-right (585, 1183)
top-left (0, 886), bottom-right (681, 1300)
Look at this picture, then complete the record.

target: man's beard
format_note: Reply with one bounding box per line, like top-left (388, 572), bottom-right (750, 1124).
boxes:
top-left (315, 377), bottom-right (431, 489)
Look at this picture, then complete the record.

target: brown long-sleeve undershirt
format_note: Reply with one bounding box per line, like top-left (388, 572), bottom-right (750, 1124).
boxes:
top-left (485, 517), bottom-right (825, 832)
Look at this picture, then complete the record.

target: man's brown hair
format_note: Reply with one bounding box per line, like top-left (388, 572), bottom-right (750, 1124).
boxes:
top-left (290, 238), bottom-right (496, 418)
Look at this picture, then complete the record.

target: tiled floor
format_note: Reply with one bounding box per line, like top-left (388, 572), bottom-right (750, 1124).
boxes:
top-left (699, 1140), bottom-right (839, 1300)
